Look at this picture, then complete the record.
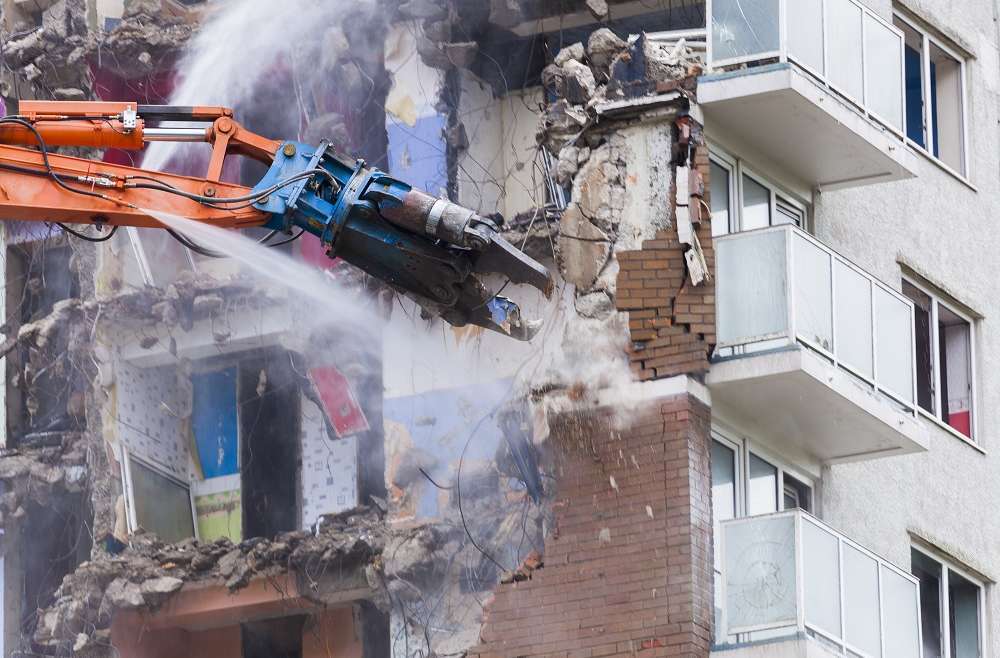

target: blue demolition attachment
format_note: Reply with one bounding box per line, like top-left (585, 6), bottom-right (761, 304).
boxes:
top-left (252, 141), bottom-right (553, 340)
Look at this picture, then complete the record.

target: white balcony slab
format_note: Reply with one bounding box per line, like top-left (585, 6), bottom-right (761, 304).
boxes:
top-left (708, 347), bottom-right (928, 464)
top-left (699, 64), bottom-right (917, 191)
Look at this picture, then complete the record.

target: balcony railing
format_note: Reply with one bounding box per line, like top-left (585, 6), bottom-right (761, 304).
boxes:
top-left (708, 0), bottom-right (906, 137)
top-left (715, 225), bottom-right (917, 414)
top-left (718, 510), bottom-right (922, 657)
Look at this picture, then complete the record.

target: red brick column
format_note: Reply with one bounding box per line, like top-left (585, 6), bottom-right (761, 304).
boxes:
top-left (469, 390), bottom-right (713, 658)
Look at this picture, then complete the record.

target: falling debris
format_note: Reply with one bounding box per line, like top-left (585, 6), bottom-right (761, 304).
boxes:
top-left (586, 0), bottom-right (610, 19)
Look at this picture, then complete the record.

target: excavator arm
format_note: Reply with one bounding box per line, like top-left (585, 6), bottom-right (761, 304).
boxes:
top-left (0, 100), bottom-right (553, 339)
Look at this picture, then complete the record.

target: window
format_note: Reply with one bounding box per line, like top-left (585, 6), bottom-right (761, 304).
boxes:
top-left (911, 547), bottom-right (983, 658)
top-left (902, 279), bottom-right (976, 441)
top-left (709, 152), bottom-right (806, 237)
top-left (711, 432), bottom-right (814, 642)
top-left (122, 452), bottom-right (195, 543)
top-left (895, 14), bottom-right (968, 176)
top-left (711, 434), bottom-right (814, 520)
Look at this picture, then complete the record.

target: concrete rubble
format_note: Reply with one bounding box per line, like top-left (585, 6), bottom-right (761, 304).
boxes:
top-left (34, 506), bottom-right (388, 652)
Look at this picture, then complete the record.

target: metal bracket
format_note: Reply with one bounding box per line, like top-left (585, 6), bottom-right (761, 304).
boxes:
top-left (321, 160), bottom-right (376, 255)
top-left (122, 106), bottom-right (137, 131)
top-left (285, 140), bottom-right (330, 211)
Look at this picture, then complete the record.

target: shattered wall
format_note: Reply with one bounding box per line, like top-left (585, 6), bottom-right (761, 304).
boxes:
top-left (380, 7), bottom-right (715, 657)
top-left (0, 2), bottom-right (718, 658)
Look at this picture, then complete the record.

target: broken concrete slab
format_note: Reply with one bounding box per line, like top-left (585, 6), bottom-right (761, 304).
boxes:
top-left (554, 42), bottom-right (585, 66)
top-left (104, 579), bottom-right (144, 609)
top-left (562, 59), bottom-right (597, 105)
top-left (557, 205), bottom-right (611, 291)
top-left (574, 291), bottom-right (615, 320)
top-left (556, 146), bottom-right (580, 184)
top-left (587, 28), bottom-right (627, 78)
top-left (586, 0), bottom-right (609, 19)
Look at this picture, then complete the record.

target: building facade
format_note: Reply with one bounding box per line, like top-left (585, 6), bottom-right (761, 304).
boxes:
top-left (0, 0), bottom-right (993, 657)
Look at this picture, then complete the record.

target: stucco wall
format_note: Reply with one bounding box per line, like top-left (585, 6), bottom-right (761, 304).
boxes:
top-left (811, 0), bottom-right (1000, 651)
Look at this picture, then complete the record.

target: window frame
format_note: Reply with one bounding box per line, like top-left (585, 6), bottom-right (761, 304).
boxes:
top-left (711, 427), bottom-right (817, 646)
top-left (120, 446), bottom-right (198, 540)
top-left (709, 148), bottom-right (809, 235)
top-left (911, 544), bottom-right (986, 658)
top-left (711, 427), bottom-right (816, 519)
top-left (893, 11), bottom-right (971, 180)
top-left (902, 276), bottom-right (979, 445)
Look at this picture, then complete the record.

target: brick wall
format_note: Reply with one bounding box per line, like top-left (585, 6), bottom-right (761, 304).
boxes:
top-left (616, 119), bottom-right (715, 382)
top-left (469, 392), bottom-right (713, 658)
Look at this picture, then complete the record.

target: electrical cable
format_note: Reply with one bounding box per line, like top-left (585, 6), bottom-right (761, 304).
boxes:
top-left (417, 466), bottom-right (454, 490)
top-left (455, 410), bottom-right (510, 574)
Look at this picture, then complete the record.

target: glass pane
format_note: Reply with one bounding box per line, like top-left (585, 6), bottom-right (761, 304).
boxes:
top-left (897, 19), bottom-right (927, 146)
top-left (710, 160), bottom-right (732, 237)
top-left (949, 570), bottom-right (981, 658)
top-left (793, 234), bottom-right (833, 352)
top-left (835, 261), bottom-right (874, 379)
top-left (748, 453), bottom-right (778, 516)
top-left (724, 515), bottom-right (797, 632)
top-left (712, 440), bottom-right (737, 566)
top-left (712, 0), bottom-right (780, 63)
top-left (782, 473), bottom-right (812, 513)
top-left (827, 0), bottom-right (865, 101)
top-left (802, 520), bottom-right (841, 639)
top-left (130, 457), bottom-right (195, 543)
top-left (912, 549), bottom-right (944, 658)
top-left (930, 42), bottom-right (965, 173)
top-left (875, 288), bottom-right (915, 404)
top-left (940, 305), bottom-right (973, 438)
top-left (742, 174), bottom-right (770, 230)
top-left (903, 281), bottom-right (934, 413)
top-left (716, 230), bottom-right (789, 345)
top-left (844, 545), bottom-right (881, 657)
top-left (788, 0), bottom-right (824, 74)
top-left (883, 565), bottom-right (922, 658)
top-left (865, 14), bottom-right (904, 131)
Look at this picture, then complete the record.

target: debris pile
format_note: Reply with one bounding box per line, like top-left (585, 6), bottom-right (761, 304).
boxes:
top-left (3, 0), bottom-right (91, 100)
top-left (0, 433), bottom-right (88, 525)
top-left (540, 29), bottom-right (703, 150)
top-left (34, 506), bottom-right (387, 653)
top-left (92, 0), bottom-right (198, 80)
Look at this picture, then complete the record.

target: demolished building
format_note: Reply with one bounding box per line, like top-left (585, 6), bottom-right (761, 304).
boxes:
top-left (0, 0), bottom-right (991, 657)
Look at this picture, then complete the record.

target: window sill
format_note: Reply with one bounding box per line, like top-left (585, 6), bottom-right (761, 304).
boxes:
top-left (905, 140), bottom-right (977, 192)
top-left (918, 408), bottom-right (985, 455)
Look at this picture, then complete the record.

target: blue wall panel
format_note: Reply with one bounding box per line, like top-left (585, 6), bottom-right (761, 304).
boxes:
top-left (192, 368), bottom-right (239, 479)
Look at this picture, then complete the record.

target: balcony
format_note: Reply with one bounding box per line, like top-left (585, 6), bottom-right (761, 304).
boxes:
top-left (700, 0), bottom-right (917, 191)
top-left (714, 511), bottom-right (921, 657)
top-left (708, 226), bottom-right (928, 463)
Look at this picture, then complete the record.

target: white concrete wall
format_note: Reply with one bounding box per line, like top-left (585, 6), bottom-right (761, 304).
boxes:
top-left (457, 73), bottom-right (545, 220)
top-left (785, 0), bottom-right (1000, 653)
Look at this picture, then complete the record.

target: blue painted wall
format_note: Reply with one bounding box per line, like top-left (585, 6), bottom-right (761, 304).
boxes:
top-left (192, 368), bottom-right (239, 479)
